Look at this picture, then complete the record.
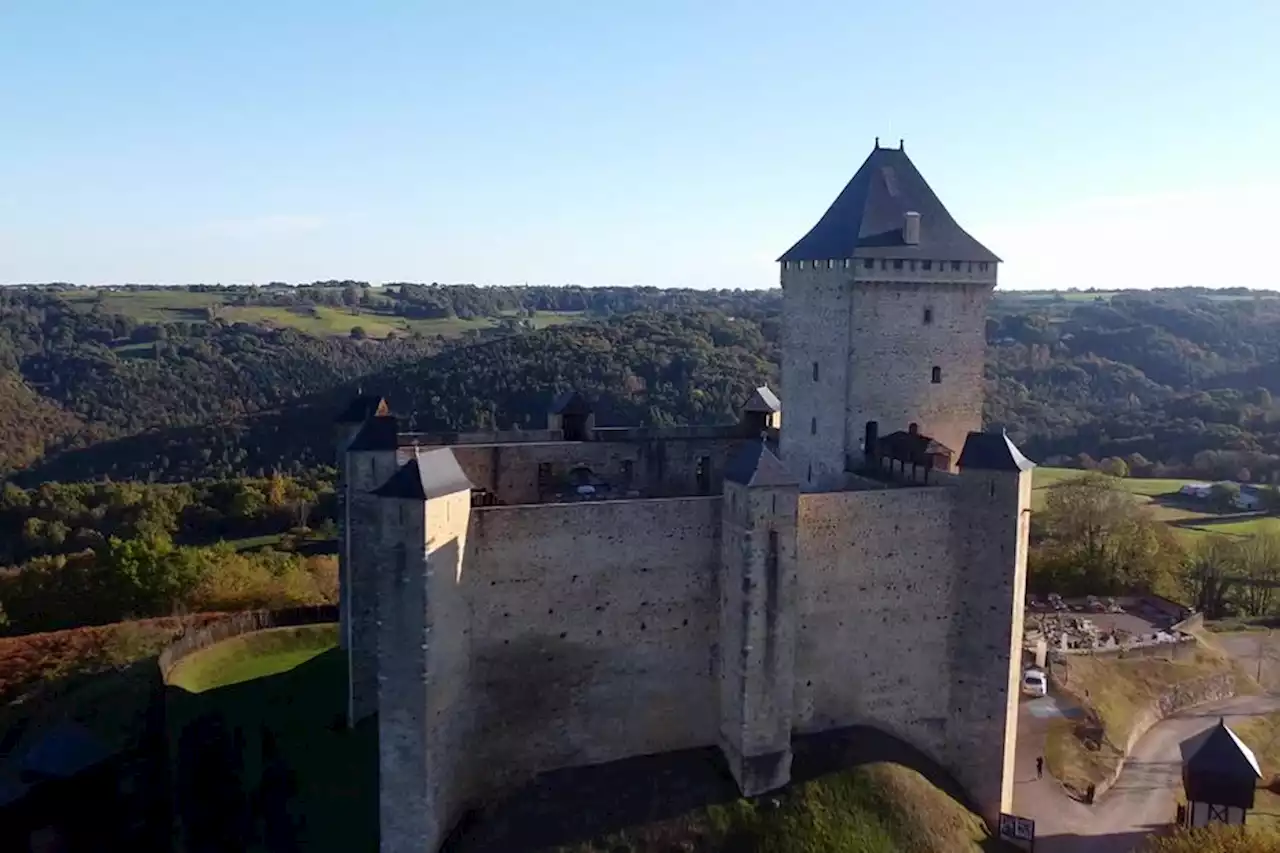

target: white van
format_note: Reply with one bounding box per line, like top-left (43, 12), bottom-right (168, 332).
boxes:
top-left (1021, 667), bottom-right (1048, 698)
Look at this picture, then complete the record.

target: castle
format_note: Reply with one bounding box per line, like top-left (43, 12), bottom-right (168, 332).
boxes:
top-left (334, 140), bottom-right (1033, 853)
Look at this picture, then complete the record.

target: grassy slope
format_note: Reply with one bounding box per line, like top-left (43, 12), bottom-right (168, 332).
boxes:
top-left (1032, 467), bottom-right (1278, 541)
top-left (166, 623), bottom-right (338, 692)
top-left (1045, 634), bottom-right (1257, 796)
top-left (556, 762), bottom-right (1002, 853)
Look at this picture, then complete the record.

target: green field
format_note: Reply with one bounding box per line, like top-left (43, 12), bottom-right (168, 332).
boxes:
top-left (62, 287), bottom-right (584, 339)
top-left (166, 624), bottom-right (338, 692)
top-left (1033, 467), bottom-right (1277, 540)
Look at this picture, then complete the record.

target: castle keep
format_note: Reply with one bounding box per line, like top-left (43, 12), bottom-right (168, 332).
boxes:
top-left (336, 140), bottom-right (1033, 853)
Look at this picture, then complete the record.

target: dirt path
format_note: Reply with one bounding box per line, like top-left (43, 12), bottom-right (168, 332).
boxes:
top-left (1013, 694), bottom-right (1280, 852)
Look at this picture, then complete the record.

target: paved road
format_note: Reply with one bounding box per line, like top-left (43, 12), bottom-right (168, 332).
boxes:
top-left (1013, 693), bottom-right (1280, 853)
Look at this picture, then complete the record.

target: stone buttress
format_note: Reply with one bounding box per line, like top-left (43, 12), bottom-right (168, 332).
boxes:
top-left (718, 439), bottom-right (800, 794)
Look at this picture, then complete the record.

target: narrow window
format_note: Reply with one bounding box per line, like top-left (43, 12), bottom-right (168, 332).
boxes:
top-left (931, 366), bottom-right (942, 384)
top-left (951, 261), bottom-right (961, 272)
top-left (880, 259), bottom-right (888, 270)
top-left (812, 361), bottom-right (819, 382)
top-left (923, 307), bottom-right (933, 325)
top-left (767, 530), bottom-right (779, 582)
top-left (811, 417), bottom-right (817, 435)
top-left (979, 262), bottom-right (989, 272)
top-left (537, 462), bottom-right (552, 493)
top-left (842, 259), bottom-right (850, 269)
top-left (827, 259), bottom-right (835, 269)
top-left (893, 259), bottom-right (904, 270)
top-left (696, 455), bottom-right (711, 495)
top-left (807, 463), bottom-right (812, 482)
top-left (967, 262), bottom-right (974, 273)
top-left (909, 260), bottom-right (916, 271)
top-left (908, 422), bottom-right (919, 435)
top-left (863, 258), bottom-right (874, 270)
top-left (922, 260), bottom-right (932, 271)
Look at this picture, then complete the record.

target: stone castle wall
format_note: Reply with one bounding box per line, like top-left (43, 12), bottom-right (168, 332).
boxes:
top-left (451, 437), bottom-right (743, 504)
top-left (843, 279), bottom-right (991, 465)
top-left (780, 265), bottom-right (993, 487)
top-left (462, 497), bottom-right (722, 778)
top-left (369, 465), bottom-right (1028, 851)
top-left (792, 470), bottom-right (1030, 822)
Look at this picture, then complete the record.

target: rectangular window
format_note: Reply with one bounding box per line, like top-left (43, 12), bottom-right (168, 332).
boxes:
top-left (893, 259), bottom-right (904, 270)
top-left (880, 259), bottom-right (888, 270)
top-left (922, 260), bottom-right (933, 271)
top-left (537, 462), bottom-right (552, 492)
top-left (909, 260), bottom-right (916, 271)
top-left (979, 262), bottom-right (989, 272)
top-left (951, 261), bottom-right (962, 272)
top-left (932, 366), bottom-right (942, 384)
top-left (863, 258), bottom-right (874, 269)
top-left (812, 361), bottom-right (819, 382)
top-left (696, 455), bottom-right (711, 495)
top-left (923, 307), bottom-right (933, 325)
top-left (810, 417), bottom-right (817, 435)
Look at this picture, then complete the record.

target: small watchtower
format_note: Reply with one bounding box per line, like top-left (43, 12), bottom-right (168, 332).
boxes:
top-left (1179, 718), bottom-right (1263, 828)
top-left (548, 390), bottom-right (594, 441)
top-left (741, 385), bottom-right (781, 436)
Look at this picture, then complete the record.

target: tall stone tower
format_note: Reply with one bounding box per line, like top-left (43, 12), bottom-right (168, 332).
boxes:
top-left (777, 140), bottom-right (1000, 491)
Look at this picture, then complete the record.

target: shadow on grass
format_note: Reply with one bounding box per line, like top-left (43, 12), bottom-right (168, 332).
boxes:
top-left (167, 649), bottom-right (376, 853)
top-left (444, 725), bottom-right (1013, 853)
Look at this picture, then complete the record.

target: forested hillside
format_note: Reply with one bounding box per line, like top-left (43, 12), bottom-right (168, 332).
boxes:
top-left (4, 284), bottom-right (1280, 484)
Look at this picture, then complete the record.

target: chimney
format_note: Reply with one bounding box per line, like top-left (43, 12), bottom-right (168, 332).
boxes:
top-left (903, 211), bottom-right (921, 245)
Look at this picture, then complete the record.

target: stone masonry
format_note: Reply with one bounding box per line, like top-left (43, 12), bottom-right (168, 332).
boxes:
top-left (338, 140), bottom-right (1032, 852)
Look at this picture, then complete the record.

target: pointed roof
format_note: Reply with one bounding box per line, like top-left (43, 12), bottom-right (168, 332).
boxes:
top-left (347, 415), bottom-right (399, 452)
top-left (336, 393), bottom-right (389, 424)
top-left (372, 448), bottom-right (473, 500)
top-left (778, 142), bottom-right (1000, 264)
top-left (1180, 718), bottom-right (1262, 780)
top-left (549, 390), bottom-right (592, 416)
top-left (957, 431), bottom-right (1036, 472)
top-left (743, 386), bottom-right (781, 414)
top-left (725, 439), bottom-right (798, 488)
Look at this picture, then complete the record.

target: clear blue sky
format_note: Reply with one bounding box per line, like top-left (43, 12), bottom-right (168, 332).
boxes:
top-left (2, 1), bottom-right (1277, 290)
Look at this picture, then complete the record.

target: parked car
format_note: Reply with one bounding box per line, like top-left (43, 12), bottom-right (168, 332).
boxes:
top-left (1021, 667), bottom-right (1048, 698)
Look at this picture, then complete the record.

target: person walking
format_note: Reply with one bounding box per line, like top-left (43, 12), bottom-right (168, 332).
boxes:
top-left (1036, 756), bottom-right (1044, 779)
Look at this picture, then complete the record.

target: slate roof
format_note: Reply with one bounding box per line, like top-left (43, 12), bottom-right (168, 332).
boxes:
top-left (957, 431), bottom-right (1036, 472)
top-left (372, 449), bottom-right (474, 500)
top-left (743, 386), bottom-right (781, 414)
top-left (725, 439), bottom-right (798, 488)
top-left (348, 415), bottom-right (399, 452)
top-left (336, 393), bottom-right (389, 423)
top-left (778, 142), bottom-right (1000, 264)
top-left (1181, 718), bottom-right (1263, 781)
top-left (878, 430), bottom-right (953, 461)
top-left (548, 390), bottom-right (593, 416)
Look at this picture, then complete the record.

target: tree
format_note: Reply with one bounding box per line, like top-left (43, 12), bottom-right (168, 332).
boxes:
top-left (349, 326), bottom-right (368, 340)
top-left (1032, 473), bottom-right (1184, 596)
top-left (1210, 482), bottom-right (1242, 511)
top-left (1098, 456), bottom-right (1129, 478)
top-left (1180, 535), bottom-right (1241, 617)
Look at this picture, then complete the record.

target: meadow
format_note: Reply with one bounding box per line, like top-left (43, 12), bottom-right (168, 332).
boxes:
top-left (1033, 467), bottom-right (1280, 541)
